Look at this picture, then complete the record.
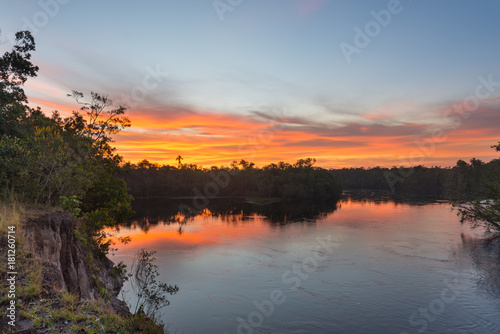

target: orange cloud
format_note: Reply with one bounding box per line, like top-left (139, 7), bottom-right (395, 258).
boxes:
top-left (26, 97), bottom-right (500, 168)
top-left (28, 98), bottom-right (74, 114)
top-left (113, 103), bottom-right (500, 168)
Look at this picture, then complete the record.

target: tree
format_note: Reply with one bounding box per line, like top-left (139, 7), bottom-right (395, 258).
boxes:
top-left (130, 249), bottom-right (179, 321)
top-left (20, 125), bottom-right (93, 204)
top-left (63, 92), bottom-right (135, 233)
top-left (456, 159), bottom-right (469, 169)
top-left (0, 30), bottom-right (39, 137)
top-left (0, 136), bottom-right (24, 193)
top-left (458, 142), bottom-right (500, 232)
top-left (294, 158), bottom-right (316, 168)
top-left (67, 90), bottom-right (131, 161)
top-left (0, 90), bottom-right (132, 206)
top-left (470, 158), bottom-right (484, 168)
top-left (458, 197), bottom-right (500, 232)
top-left (239, 159), bottom-right (255, 170)
top-left (175, 155), bottom-right (183, 167)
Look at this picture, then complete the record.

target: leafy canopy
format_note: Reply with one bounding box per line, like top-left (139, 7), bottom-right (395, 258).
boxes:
top-left (0, 30), bottom-right (134, 255)
top-left (458, 142), bottom-right (500, 232)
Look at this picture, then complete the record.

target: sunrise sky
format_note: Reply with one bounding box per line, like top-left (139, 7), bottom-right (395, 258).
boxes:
top-left (1, 0), bottom-right (499, 168)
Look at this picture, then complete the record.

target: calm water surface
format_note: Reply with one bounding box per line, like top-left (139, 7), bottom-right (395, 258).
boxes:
top-left (110, 197), bottom-right (500, 334)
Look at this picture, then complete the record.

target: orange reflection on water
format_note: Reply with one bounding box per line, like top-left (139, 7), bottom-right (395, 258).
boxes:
top-left (107, 198), bottom-right (463, 261)
top-left (107, 212), bottom-right (272, 256)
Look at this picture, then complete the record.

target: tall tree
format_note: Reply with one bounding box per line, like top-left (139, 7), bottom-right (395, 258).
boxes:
top-left (0, 30), bottom-right (39, 137)
top-left (176, 155), bottom-right (183, 167)
top-left (67, 90), bottom-right (131, 162)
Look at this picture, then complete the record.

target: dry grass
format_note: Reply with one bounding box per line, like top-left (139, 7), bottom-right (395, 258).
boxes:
top-left (0, 199), bottom-right (24, 234)
top-left (0, 197), bottom-right (60, 236)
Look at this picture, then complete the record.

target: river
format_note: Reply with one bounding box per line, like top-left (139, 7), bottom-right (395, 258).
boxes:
top-left (109, 196), bottom-right (500, 334)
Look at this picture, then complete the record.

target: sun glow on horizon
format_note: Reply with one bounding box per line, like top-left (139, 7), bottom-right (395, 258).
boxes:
top-left (28, 90), bottom-right (500, 169)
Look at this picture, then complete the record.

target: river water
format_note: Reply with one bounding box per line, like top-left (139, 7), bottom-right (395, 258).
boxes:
top-left (110, 196), bottom-right (500, 334)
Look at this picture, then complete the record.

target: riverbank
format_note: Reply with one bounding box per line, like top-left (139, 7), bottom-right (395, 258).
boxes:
top-left (0, 202), bottom-right (166, 333)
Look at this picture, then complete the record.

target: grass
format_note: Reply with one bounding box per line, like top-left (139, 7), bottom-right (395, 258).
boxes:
top-left (0, 199), bottom-right (46, 303)
top-left (0, 195), bottom-right (59, 234)
top-left (20, 294), bottom-right (167, 333)
top-left (0, 198), bottom-right (24, 234)
top-left (0, 199), bottom-right (168, 333)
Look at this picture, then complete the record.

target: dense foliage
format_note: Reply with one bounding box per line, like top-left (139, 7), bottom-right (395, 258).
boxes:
top-left (330, 158), bottom-right (500, 200)
top-left (119, 158), bottom-right (343, 201)
top-left (0, 31), bottom-right (134, 253)
top-left (457, 142), bottom-right (500, 232)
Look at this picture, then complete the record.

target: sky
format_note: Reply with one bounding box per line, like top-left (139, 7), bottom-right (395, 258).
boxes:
top-left (1, 0), bottom-right (499, 168)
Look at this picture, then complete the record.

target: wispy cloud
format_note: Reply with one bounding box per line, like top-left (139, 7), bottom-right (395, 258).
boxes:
top-left (26, 76), bottom-right (500, 169)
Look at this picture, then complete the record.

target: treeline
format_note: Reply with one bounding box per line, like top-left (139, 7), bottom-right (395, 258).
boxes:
top-left (119, 158), bottom-right (343, 201)
top-left (330, 158), bottom-right (500, 199)
top-left (119, 156), bottom-right (500, 202)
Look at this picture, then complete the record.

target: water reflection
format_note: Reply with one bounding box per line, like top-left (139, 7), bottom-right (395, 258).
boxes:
top-left (343, 189), bottom-right (450, 205)
top-left (460, 233), bottom-right (500, 299)
top-left (124, 193), bottom-right (447, 233)
top-left (123, 197), bottom-right (341, 232)
top-left (109, 195), bottom-right (500, 334)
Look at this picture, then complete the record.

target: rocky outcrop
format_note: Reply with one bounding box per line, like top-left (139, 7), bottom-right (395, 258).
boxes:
top-left (22, 212), bottom-right (124, 301)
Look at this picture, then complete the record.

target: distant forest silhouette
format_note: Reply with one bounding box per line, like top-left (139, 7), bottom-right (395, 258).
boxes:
top-left (119, 156), bottom-right (500, 202)
top-left (331, 158), bottom-right (500, 199)
top-left (119, 158), bottom-right (342, 201)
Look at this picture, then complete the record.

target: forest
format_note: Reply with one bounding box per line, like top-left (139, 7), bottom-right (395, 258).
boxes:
top-left (330, 157), bottom-right (500, 200)
top-left (119, 157), bottom-right (343, 201)
top-left (118, 156), bottom-right (500, 202)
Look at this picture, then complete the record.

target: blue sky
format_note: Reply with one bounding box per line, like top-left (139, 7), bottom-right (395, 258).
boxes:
top-left (1, 0), bottom-right (499, 167)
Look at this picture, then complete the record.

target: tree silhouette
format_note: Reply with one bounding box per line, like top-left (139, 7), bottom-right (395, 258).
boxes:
top-left (458, 142), bottom-right (500, 232)
top-left (0, 30), bottom-right (39, 137)
top-left (175, 155), bottom-right (183, 167)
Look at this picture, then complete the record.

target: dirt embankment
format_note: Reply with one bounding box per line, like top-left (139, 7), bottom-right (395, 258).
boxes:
top-left (22, 212), bottom-right (124, 301)
top-left (1, 211), bottom-right (131, 333)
